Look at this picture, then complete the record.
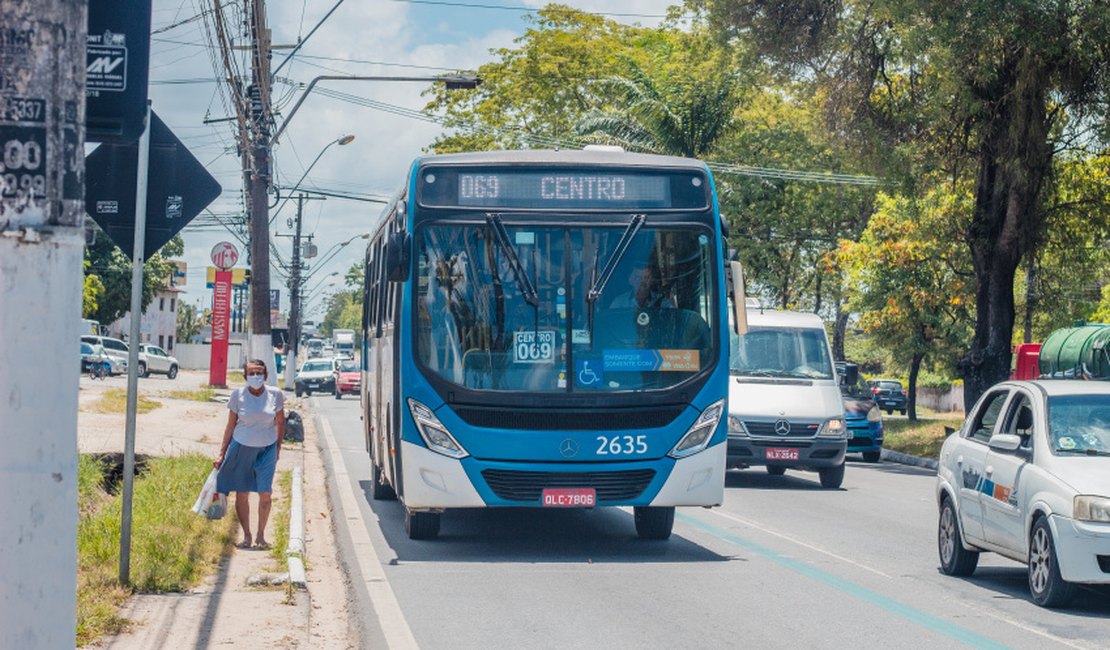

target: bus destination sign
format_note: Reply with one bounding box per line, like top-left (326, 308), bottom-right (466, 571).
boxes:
top-left (419, 167), bottom-right (708, 210)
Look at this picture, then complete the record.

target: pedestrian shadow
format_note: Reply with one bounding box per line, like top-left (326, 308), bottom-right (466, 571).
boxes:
top-left (357, 480), bottom-right (729, 565)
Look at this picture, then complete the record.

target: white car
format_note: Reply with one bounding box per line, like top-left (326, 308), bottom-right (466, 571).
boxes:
top-left (295, 358), bottom-right (337, 396)
top-left (138, 344), bottom-right (180, 379)
top-left (936, 380), bottom-right (1110, 607)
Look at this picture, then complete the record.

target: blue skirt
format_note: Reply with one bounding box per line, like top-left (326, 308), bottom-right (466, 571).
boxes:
top-left (217, 439), bottom-right (277, 494)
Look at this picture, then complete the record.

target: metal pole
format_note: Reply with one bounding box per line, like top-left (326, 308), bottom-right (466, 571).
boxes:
top-left (120, 101), bottom-right (152, 585)
top-left (284, 194), bottom-right (304, 391)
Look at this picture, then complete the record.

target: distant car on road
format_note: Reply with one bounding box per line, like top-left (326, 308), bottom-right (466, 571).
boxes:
top-left (295, 358), bottom-right (336, 397)
top-left (334, 359), bottom-right (360, 400)
top-left (81, 342), bottom-right (124, 376)
top-left (838, 362), bottom-right (883, 463)
top-left (138, 344), bottom-right (179, 379)
top-left (936, 379), bottom-right (1110, 607)
top-left (80, 335), bottom-right (132, 375)
top-left (868, 378), bottom-right (908, 415)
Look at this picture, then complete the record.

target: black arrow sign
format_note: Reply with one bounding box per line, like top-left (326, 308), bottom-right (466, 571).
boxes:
top-left (85, 110), bottom-right (221, 260)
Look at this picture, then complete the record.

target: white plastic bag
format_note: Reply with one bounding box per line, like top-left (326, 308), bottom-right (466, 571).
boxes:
top-left (191, 469), bottom-right (226, 519)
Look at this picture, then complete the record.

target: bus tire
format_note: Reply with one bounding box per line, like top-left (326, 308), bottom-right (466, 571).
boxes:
top-left (634, 506), bottom-right (674, 540)
top-left (370, 459), bottom-right (396, 501)
top-left (405, 509), bottom-right (440, 540)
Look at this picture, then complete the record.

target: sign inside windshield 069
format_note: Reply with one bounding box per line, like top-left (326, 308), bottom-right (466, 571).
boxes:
top-left (418, 168), bottom-right (708, 210)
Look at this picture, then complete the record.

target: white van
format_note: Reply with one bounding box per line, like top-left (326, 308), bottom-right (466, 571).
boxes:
top-left (726, 309), bottom-right (848, 488)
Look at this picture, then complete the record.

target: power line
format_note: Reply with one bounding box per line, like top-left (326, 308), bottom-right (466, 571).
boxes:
top-left (389, 0), bottom-right (667, 18)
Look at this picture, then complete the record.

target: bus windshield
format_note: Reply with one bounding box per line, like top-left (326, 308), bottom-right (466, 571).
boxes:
top-left (729, 326), bottom-right (833, 380)
top-left (415, 220), bottom-right (717, 393)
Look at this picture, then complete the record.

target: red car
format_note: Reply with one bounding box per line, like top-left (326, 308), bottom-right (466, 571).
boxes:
top-left (334, 359), bottom-right (360, 400)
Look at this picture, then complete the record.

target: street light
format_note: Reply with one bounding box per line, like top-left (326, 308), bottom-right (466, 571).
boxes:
top-left (303, 232), bottom-right (370, 283)
top-left (272, 133), bottom-right (355, 224)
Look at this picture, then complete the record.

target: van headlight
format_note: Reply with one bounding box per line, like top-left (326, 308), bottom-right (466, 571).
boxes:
top-left (818, 418), bottom-right (847, 439)
top-left (670, 399), bottom-right (726, 458)
top-left (727, 415), bottom-right (747, 437)
top-left (1074, 495), bottom-right (1110, 523)
top-left (407, 399), bottom-right (468, 459)
top-left (866, 405), bottom-right (882, 423)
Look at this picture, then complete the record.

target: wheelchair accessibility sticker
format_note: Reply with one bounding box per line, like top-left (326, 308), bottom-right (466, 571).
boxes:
top-left (576, 359), bottom-right (603, 386)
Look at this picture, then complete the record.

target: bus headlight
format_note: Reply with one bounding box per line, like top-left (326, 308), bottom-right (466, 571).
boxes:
top-left (670, 399), bottom-right (726, 459)
top-left (1074, 495), bottom-right (1110, 523)
top-left (866, 405), bottom-right (882, 423)
top-left (818, 418), bottom-right (847, 439)
top-left (407, 398), bottom-right (468, 459)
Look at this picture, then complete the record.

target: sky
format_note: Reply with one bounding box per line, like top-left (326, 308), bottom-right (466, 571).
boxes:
top-left (145, 0), bottom-right (676, 321)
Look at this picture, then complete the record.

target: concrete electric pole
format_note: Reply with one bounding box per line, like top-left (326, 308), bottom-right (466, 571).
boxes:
top-left (0, 1), bottom-right (85, 647)
top-left (246, 0), bottom-right (275, 378)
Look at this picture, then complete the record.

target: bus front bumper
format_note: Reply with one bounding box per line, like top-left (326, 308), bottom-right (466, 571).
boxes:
top-left (400, 440), bottom-right (725, 510)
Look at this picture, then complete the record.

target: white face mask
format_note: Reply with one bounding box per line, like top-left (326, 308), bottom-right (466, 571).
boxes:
top-left (247, 374), bottom-right (265, 388)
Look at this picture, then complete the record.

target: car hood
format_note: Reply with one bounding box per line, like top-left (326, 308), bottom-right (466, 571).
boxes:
top-left (297, 370), bottom-right (334, 380)
top-left (728, 376), bottom-right (844, 419)
top-left (337, 371), bottom-right (360, 381)
top-left (1052, 457), bottom-right (1110, 496)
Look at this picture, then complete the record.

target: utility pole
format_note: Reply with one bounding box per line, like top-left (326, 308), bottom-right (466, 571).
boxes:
top-left (246, 0), bottom-right (275, 377)
top-left (285, 194), bottom-right (304, 390)
top-left (0, 1), bottom-right (84, 647)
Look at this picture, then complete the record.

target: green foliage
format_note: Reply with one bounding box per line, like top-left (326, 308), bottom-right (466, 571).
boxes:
top-left (77, 454), bottom-right (235, 645)
top-left (319, 289), bottom-right (361, 338)
top-left (1093, 284), bottom-right (1110, 324)
top-left (82, 260), bottom-right (105, 318)
top-left (84, 229), bottom-right (185, 326)
top-left (176, 301), bottom-right (203, 344)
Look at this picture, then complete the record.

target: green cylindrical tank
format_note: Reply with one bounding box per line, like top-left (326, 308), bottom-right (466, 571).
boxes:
top-left (1038, 324), bottom-right (1110, 379)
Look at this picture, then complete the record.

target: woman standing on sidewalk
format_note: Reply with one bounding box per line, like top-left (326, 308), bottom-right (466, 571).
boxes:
top-left (215, 359), bottom-right (285, 549)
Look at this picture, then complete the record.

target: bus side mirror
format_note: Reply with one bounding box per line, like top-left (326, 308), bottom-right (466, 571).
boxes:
top-left (729, 261), bottom-right (748, 336)
top-left (385, 231), bottom-right (411, 282)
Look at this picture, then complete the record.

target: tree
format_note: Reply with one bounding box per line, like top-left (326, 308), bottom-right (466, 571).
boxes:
top-left (704, 0), bottom-right (1110, 406)
top-left (177, 301), bottom-right (203, 344)
top-left (837, 188), bottom-right (973, 419)
top-left (84, 229), bottom-right (184, 325)
top-left (82, 261), bottom-right (105, 318)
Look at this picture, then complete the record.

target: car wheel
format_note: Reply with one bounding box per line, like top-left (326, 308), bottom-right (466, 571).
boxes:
top-left (900, 409), bottom-right (907, 416)
top-left (295, 387), bottom-right (303, 397)
top-left (1028, 517), bottom-right (1076, 607)
top-left (937, 497), bottom-right (979, 576)
top-left (335, 391), bottom-right (341, 400)
top-left (306, 389), bottom-right (312, 396)
top-left (404, 509), bottom-right (440, 540)
top-left (167, 365), bottom-right (178, 379)
top-left (137, 362), bottom-right (147, 378)
top-left (886, 409), bottom-right (893, 415)
top-left (818, 463), bottom-right (845, 489)
top-left (766, 465), bottom-right (786, 476)
top-left (634, 506), bottom-right (675, 540)
top-left (862, 451), bottom-right (881, 463)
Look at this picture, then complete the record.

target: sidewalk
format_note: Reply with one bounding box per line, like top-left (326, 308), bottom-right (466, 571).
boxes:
top-left (79, 370), bottom-right (353, 649)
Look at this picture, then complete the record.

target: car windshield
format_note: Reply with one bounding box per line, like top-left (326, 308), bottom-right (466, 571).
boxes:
top-left (338, 361), bottom-right (358, 372)
top-left (301, 360), bottom-right (332, 373)
top-left (1047, 394), bottom-right (1110, 456)
top-left (876, 381), bottom-right (902, 390)
top-left (729, 326), bottom-right (833, 379)
top-left (81, 343), bottom-right (93, 354)
top-left (415, 221), bottom-right (717, 393)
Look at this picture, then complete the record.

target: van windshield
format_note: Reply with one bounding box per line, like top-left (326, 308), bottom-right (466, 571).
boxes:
top-left (730, 326), bottom-right (833, 380)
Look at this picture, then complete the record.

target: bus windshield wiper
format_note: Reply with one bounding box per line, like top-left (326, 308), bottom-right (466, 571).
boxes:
top-left (486, 213), bottom-right (539, 308)
top-left (584, 214), bottom-right (646, 344)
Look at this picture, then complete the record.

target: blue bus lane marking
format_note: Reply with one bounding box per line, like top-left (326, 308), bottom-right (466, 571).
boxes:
top-left (676, 512), bottom-right (1012, 650)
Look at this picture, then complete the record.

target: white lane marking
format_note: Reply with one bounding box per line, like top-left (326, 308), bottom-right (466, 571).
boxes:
top-left (318, 416), bottom-right (419, 650)
top-left (976, 606), bottom-right (1092, 650)
top-left (700, 508), bottom-right (894, 579)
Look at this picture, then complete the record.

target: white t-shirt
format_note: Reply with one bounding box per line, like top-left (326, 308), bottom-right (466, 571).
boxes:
top-left (228, 385), bottom-right (285, 447)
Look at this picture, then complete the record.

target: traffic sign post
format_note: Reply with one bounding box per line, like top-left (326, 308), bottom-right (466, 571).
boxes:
top-left (85, 110), bottom-right (221, 259)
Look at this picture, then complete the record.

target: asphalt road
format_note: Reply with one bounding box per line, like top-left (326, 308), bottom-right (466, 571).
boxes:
top-left (311, 395), bottom-right (1110, 650)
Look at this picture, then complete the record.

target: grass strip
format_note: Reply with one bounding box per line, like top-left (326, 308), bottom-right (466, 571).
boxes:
top-left (86, 388), bottom-right (162, 414)
top-left (269, 469), bottom-right (293, 568)
top-left (77, 453), bottom-right (235, 645)
top-left (883, 417), bottom-right (964, 460)
top-left (164, 386), bottom-right (217, 402)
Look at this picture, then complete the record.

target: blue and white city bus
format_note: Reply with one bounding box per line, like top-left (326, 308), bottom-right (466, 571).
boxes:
top-left (360, 148), bottom-right (733, 540)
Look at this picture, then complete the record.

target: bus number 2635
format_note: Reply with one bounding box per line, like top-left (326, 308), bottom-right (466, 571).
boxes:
top-left (596, 435), bottom-right (647, 455)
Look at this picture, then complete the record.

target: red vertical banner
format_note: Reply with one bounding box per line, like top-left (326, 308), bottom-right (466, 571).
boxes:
top-left (209, 270), bottom-right (232, 387)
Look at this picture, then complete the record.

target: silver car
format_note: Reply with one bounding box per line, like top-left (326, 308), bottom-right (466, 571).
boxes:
top-left (138, 344), bottom-right (180, 379)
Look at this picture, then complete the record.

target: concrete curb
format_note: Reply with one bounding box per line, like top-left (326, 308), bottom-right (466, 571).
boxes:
top-left (880, 447), bottom-right (938, 470)
top-left (286, 464), bottom-right (306, 588)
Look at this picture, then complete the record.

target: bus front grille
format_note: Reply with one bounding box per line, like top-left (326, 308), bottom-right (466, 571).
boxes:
top-left (453, 406), bottom-right (683, 431)
top-left (481, 469), bottom-right (656, 503)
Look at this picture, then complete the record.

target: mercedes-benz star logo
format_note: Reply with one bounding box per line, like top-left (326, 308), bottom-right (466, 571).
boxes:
top-left (559, 438), bottom-right (579, 458)
top-left (774, 419), bottom-right (791, 436)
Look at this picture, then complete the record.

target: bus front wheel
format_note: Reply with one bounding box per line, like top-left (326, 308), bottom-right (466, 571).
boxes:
top-left (370, 459), bottom-right (396, 501)
top-left (634, 506), bottom-right (674, 540)
top-left (405, 509), bottom-right (440, 540)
